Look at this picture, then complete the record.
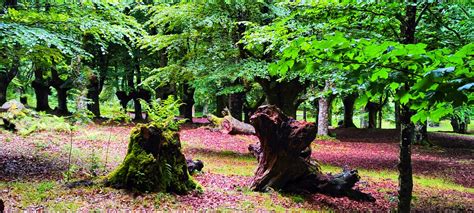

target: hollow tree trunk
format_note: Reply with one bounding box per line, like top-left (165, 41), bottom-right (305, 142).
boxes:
top-left (248, 105), bottom-right (375, 201)
top-left (317, 97), bottom-right (329, 136)
top-left (229, 92), bottom-right (244, 121)
top-left (32, 67), bottom-right (51, 112)
top-left (179, 83), bottom-right (195, 122)
top-left (366, 102), bottom-right (378, 129)
top-left (342, 93), bottom-right (357, 128)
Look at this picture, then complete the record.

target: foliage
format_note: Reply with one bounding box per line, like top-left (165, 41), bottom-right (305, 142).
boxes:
top-left (141, 96), bottom-right (183, 130)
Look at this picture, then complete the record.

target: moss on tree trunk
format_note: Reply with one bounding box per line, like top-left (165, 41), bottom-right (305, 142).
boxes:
top-left (105, 123), bottom-right (199, 193)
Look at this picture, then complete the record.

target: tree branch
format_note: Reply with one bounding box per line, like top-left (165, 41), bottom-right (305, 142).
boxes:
top-left (415, 3), bottom-right (430, 27)
top-left (427, 8), bottom-right (465, 44)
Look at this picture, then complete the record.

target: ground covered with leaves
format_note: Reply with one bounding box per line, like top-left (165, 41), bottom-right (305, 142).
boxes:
top-left (0, 121), bottom-right (472, 211)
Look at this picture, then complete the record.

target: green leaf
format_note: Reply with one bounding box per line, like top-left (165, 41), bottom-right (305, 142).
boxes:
top-left (400, 93), bottom-right (411, 105)
top-left (389, 82), bottom-right (400, 91)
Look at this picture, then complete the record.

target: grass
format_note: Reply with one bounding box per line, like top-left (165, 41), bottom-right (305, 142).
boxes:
top-left (190, 150), bottom-right (473, 194)
top-left (319, 164), bottom-right (474, 194)
top-left (191, 150), bottom-right (256, 176)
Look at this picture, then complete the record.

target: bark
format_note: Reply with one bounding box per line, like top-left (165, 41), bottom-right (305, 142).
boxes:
top-left (414, 123), bottom-right (429, 145)
top-left (377, 109), bottom-right (383, 129)
top-left (0, 56), bottom-right (20, 105)
top-left (116, 91), bottom-right (132, 111)
top-left (397, 2), bottom-right (418, 211)
top-left (215, 95), bottom-right (227, 116)
top-left (395, 102), bottom-right (401, 129)
top-left (317, 97), bottom-right (329, 136)
top-left (451, 116), bottom-right (468, 134)
top-left (87, 75), bottom-right (101, 118)
top-left (51, 65), bottom-right (72, 115)
top-left (3, 0), bottom-right (17, 8)
top-left (229, 92), bottom-right (244, 121)
top-left (342, 93), bottom-right (358, 128)
top-left (179, 83), bottom-right (195, 122)
top-left (366, 102), bottom-right (379, 129)
top-left (398, 105), bottom-right (414, 213)
top-left (258, 77), bottom-right (306, 118)
top-left (0, 76), bottom-right (8, 106)
top-left (248, 105), bottom-right (375, 201)
top-left (31, 67), bottom-right (51, 112)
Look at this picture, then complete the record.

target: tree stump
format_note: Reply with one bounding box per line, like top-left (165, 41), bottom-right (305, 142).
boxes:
top-left (249, 105), bottom-right (375, 201)
top-left (105, 123), bottom-right (199, 193)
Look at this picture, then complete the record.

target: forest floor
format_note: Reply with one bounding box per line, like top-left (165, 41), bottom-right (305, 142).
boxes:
top-left (0, 119), bottom-right (472, 211)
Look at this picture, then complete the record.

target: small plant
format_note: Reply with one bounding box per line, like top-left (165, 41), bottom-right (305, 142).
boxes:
top-left (88, 149), bottom-right (102, 177)
top-left (62, 164), bottom-right (78, 182)
top-left (141, 96), bottom-right (184, 130)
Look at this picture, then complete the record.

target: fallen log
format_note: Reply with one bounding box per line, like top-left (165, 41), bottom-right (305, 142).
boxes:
top-left (249, 105), bottom-right (375, 201)
top-left (207, 108), bottom-right (255, 135)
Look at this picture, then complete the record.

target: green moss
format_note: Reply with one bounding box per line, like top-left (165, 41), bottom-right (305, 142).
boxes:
top-left (106, 123), bottom-right (199, 193)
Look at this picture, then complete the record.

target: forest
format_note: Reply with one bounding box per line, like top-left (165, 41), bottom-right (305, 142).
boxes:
top-left (0, 0), bottom-right (473, 211)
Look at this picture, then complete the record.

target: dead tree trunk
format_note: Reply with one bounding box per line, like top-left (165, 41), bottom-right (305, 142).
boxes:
top-left (207, 109), bottom-right (255, 135)
top-left (249, 105), bottom-right (375, 201)
top-left (106, 123), bottom-right (199, 193)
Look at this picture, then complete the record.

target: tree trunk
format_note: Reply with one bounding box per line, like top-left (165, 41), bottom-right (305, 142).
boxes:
top-left (0, 77), bottom-right (8, 105)
top-left (32, 67), bottom-right (51, 112)
top-left (215, 95), bottom-right (227, 116)
top-left (229, 92), bottom-right (244, 121)
top-left (342, 93), bottom-right (357, 128)
top-left (378, 109), bottom-right (383, 129)
top-left (451, 116), bottom-right (468, 134)
top-left (116, 91), bottom-right (132, 112)
top-left (3, 0), bottom-right (17, 8)
top-left (0, 56), bottom-right (20, 105)
top-left (258, 77), bottom-right (305, 118)
top-left (51, 65), bottom-right (71, 115)
top-left (317, 97), bottom-right (329, 136)
top-left (248, 105), bottom-right (375, 201)
top-left (398, 105), bottom-right (414, 213)
top-left (397, 2), bottom-right (417, 211)
top-left (87, 75), bottom-right (101, 118)
top-left (179, 83), bottom-right (194, 122)
top-left (414, 123), bottom-right (429, 145)
top-left (395, 102), bottom-right (401, 129)
top-left (366, 102), bottom-right (378, 129)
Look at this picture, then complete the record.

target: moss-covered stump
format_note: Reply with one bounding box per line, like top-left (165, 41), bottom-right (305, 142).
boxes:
top-left (105, 123), bottom-right (199, 193)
